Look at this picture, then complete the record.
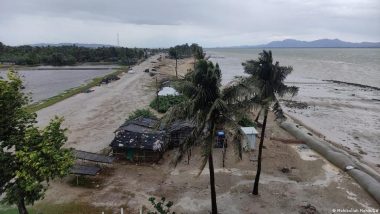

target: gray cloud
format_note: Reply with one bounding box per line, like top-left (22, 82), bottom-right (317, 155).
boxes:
top-left (0, 0), bottom-right (379, 47)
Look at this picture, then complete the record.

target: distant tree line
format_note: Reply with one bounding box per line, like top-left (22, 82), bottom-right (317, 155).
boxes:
top-left (0, 42), bottom-right (163, 66)
top-left (168, 43), bottom-right (204, 78)
top-left (168, 43), bottom-right (203, 59)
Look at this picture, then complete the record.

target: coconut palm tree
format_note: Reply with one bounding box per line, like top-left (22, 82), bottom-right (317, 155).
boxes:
top-left (163, 59), bottom-right (247, 214)
top-left (240, 50), bottom-right (298, 195)
top-left (169, 47), bottom-right (179, 78)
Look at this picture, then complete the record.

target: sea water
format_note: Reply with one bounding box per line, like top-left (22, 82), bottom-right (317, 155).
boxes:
top-left (208, 48), bottom-right (380, 171)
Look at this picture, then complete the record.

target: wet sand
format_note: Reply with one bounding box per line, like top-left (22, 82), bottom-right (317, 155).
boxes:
top-left (281, 80), bottom-right (380, 173)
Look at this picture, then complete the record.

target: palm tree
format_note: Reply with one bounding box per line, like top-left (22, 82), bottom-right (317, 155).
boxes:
top-left (240, 50), bottom-right (298, 195)
top-left (169, 47), bottom-right (179, 78)
top-left (164, 59), bottom-right (245, 214)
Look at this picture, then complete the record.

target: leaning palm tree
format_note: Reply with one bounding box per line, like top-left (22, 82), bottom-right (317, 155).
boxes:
top-left (163, 59), bottom-right (246, 214)
top-left (240, 50), bottom-right (298, 195)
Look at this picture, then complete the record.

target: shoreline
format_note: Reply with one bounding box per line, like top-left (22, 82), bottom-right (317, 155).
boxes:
top-left (323, 79), bottom-right (380, 91)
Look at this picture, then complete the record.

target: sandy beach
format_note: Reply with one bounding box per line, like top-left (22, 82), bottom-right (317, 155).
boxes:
top-left (34, 55), bottom-right (379, 213)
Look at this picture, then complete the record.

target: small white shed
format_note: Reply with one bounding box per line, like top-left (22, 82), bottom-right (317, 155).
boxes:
top-left (241, 127), bottom-right (258, 151)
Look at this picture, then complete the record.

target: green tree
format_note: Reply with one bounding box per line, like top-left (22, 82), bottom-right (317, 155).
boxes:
top-left (241, 50), bottom-right (298, 195)
top-left (0, 70), bottom-right (74, 214)
top-left (164, 60), bottom-right (245, 214)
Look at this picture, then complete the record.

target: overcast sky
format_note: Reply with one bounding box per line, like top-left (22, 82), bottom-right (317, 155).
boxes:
top-left (0, 0), bottom-right (379, 47)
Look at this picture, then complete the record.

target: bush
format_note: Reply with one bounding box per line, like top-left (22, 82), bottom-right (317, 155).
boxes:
top-left (237, 116), bottom-right (256, 127)
top-left (150, 95), bottom-right (186, 113)
top-left (128, 108), bottom-right (157, 120)
top-left (147, 197), bottom-right (175, 214)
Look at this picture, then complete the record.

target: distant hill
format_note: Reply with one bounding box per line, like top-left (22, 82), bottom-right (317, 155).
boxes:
top-left (238, 39), bottom-right (380, 48)
top-left (30, 43), bottom-right (115, 48)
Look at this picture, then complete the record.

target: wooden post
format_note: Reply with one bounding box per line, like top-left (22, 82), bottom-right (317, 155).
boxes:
top-left (156, 77), bottom-right (159, 111)
top-left (222, 139), bottom-right (226, 168)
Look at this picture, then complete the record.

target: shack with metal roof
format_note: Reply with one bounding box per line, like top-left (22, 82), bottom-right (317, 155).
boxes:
top-left (166, 120), bottom-right (194, 148)
top-left (241, 127), bottom-right (258, 151)
top-left (110, 116), bottom-right (167, 162)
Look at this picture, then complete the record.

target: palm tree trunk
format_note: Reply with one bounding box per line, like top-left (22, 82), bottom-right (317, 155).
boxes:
top-left (252, 108), bottom-right (268, 195)
top-left (155, 77), bottom-right (159, 111)
top-left (187, 148), bottom-right (191, 165)
top-left (17, 197), bottom-right (28, 214)
top-left (175, 58), bottom-right (178, 78)
top-left (222, 140), bottom-right (226, 168)
top-left (208, 151), bottom-right (218, 214)
top-left (255, 107), bottom-right (262, 122)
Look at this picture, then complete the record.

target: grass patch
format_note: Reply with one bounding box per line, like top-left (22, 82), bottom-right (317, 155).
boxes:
top-left (128, 108), bottom-right (157, 120)
top-left (237, 116), bottom-right (256, 127)
top-left (33, 202), bottom-right (113, 214)
top-left (149, 95), bottom-right (186, 113)
top-left (0, 204), bottom-right (38, 214)
top-left (1, 202), bottom-right (113, 214)
top-left (26, 67), bottom-right (128, 112)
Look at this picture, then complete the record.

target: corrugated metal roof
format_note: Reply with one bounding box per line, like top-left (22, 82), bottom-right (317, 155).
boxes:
top-left (110, 130), bottom-right (166, 151)
top-left (117, 116), bottom-right (159, 132)
top-left (74, 150), bottom-right (114, 164)
top-left (70, 164), bottom-right (100, 176)
top-left (167, 120), bottom-right (195, 132)
top-left (241, 127), bottom-right (258, 135)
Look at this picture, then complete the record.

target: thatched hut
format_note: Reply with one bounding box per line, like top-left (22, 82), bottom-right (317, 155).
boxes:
top-left (110, 117), bottom-right (167, 162)
top-left (166, 120), bottom-right (194, 148)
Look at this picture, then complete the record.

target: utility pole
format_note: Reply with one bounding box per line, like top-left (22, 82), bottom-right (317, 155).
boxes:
top-left (156, 77), bottom-right (160, 111)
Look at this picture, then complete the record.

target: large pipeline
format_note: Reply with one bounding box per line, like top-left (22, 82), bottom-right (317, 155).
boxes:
top-left (280, 120), bottom-right (380, 204)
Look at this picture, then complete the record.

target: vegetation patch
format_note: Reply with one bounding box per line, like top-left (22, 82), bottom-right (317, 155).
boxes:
top-left (33, 202), bottom-right (112, 214)
top-left (0, 202), bottom-right (114, 214)
top-left (150, 95), bottom-right (186, 113)
top-left (237, 116), bottom-right (256, 127)
top-left (26, 67), bottom-right (128, 112)
top-left (128, 108), bottom-right (157, 120)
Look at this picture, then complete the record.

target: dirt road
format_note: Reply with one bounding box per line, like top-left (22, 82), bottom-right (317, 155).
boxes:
top-left (37, 55), bottom-right (160, 153)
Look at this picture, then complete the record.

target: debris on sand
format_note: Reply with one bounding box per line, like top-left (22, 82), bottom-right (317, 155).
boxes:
top-left (299, 203), bottom-right (319, 214)
top-left (101, 74), bottom-right (120, 84)
top-left (282, 100), bottom-right (309, 109)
